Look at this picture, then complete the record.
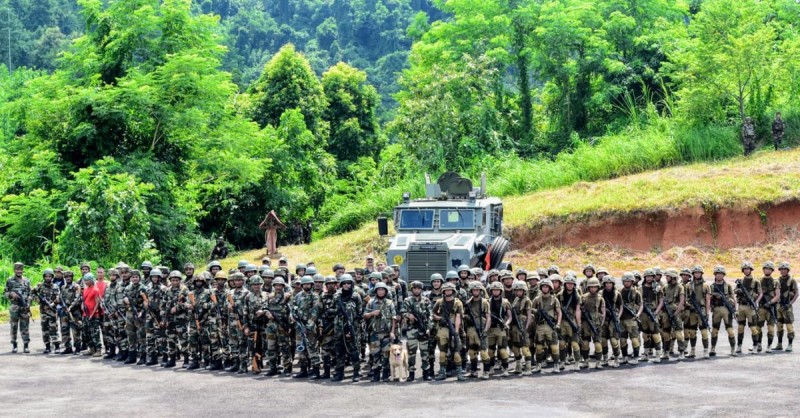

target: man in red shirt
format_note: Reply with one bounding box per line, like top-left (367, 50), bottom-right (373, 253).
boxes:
top-left (82, 274), bottom-right (103, 357)
top-left (96, 267), bottom-right (107, 296)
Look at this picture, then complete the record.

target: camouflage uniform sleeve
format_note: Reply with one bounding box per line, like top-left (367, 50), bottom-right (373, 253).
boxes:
top-left (309, 294), bottom-right (320, 323)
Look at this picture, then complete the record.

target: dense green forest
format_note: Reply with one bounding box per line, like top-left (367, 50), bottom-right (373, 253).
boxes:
top-left (0, 0), bottom-right (798, 273)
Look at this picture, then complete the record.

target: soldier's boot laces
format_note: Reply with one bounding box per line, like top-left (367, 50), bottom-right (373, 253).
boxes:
top-left (293, 365), bottom-right (309, 378)
top-left (124, 350), bottom-right (138, 364)
top-left (43, 343), bottom-right (51, 355)
top-left (11, 342), bottom-right (17, 354)
top-left (23, 343), bottom-right (30, 354)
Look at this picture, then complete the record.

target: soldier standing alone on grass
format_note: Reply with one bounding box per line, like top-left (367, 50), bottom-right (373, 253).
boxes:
top-left (742, 117), bottom-right (756, 156)
top-left (772, 112), bottom-right (784, 151)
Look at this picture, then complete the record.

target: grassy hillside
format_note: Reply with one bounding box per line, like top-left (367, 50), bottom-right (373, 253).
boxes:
top-left (226, 148), bottom-right (800, 273)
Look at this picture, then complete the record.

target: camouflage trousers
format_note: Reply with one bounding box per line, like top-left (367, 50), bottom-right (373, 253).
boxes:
top-left (102, 313), bottom-right (115, 349)
top-left (487, 326), bottom-right (509, 362)
top-left (8, 306), bottom-right (31, 344)
top-left (658, 310), bottom-right (685, 352)
top-left (406, 328), bottom-right (431, 372)
top-left (435, 327), bottom-right (462, 365)
top-left (166, 318), bottom-right (189, 356)
top-left (228, 322), bottom-right (246, 364)
top-left (145, 317), bottom-right (167, 356)
top-left (465, 326), bottom-right (489, 363)
top-left (114, 313), bottom-right (128, 350)
top-left (295, 326), bottom-right (320, 368)
top-left (369, 331), bottom-right (391, 370)
top-left (265, 322), bottom-right (292, 370)
top-left (188, 318), bottom-right (220, 361)
top-left (777, 305), bottom-right (795, 341)
top-left (334, 328), bottom-right (360, 372)
top-left (711, 306), bottom-right (736, 348)
top-left (125, 312), bottom-right (146, 352)
top-left (39, 309), bottom-right (60, 345)
top-left (684, 310), bottom-right (709, 348)
top-left (600, 321), bottom-right (621, 357)
top-left (558, 321), bottom-right (579, 362)
top-left (319, 324), bottom-right (336, 363)
top-left (580, 320), bottom-right (603, 357)
top-left (84, 317), bottom-right (101, 351)
top-left (216, 319), bottom-right (230, 360)
top-left (534, 323), bottom-right (560, 359)
top-left (59, 312), bottom-right (82, 349)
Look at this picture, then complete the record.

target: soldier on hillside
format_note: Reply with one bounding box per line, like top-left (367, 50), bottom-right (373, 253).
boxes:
top-left (772, 112), bottom-right (784, 151)
top-left (742, 117), bottom-right (756, 156)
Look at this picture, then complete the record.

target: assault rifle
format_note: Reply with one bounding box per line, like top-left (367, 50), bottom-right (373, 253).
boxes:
top-left (290, 305), bottom-right (309, 353)
top-left (713, 283), bottom-right (736, 317)
top-left (408, 299), bottom-right (430, 339)
top-left (536, 307), bottom-right (559, 339)
top-left (441, 301), bottom-right (458, 367)
top-left (642, 303), bottom-right (660, 333)
top-left (37, 292), bottom-right (57, 314)
top-left (662, 299), bottom-right (679, 330)
top-left (622, 303), bottom-right (642, 328)
top-left (582, 306), bottom-right (600, 340)
top-left (511, 305), bottom-right (528, 345)
top-left (605, 300), bottom-right (623, 339)
top-left (465, 299), bottom-right (484, 339)
top-left (337, 296), bottom-right (359, 363)
top-left (735, 279), bottom-right (758, 310)
top-left (688, 290), bottom-right (710, 330)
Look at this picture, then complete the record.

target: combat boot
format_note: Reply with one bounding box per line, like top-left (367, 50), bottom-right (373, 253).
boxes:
top-left (456, 366), bottom-right (466, 381)
top-left (352, 369), bottom-right (360, 383)
top-left (660, 350), bottom-right (670, 361)
top-left (115, 349), bottom-right (128, 362)
top-left (580, 359), bottom-right (589, 369)
top-left (43, 343), bottom-right (51, 354)
top-left (703, 348), bottom-right (709, 358)
top-left (308, 366), bottom-right (320, 380)
top-left (622, 356), bottom-right (629, 365)
top-left (293, 365), bottom-right (309, 378)
top-left (559, 361), bottom-right (566, 371)
top-left (53, 343), bottom-right (60, 354)
top-left (736, 345), bottom-right (743, 354)
top-left (264, 365), bottom-right (280, 377)
top-left (610, 357), bottom-right (619, 368)
top-left (181, 353), bottom-right (190, 368)
top-left (688, 346), bottom-right (695, 358)
top-left (165, 355), bottom-right (176, 368)
top-left (224, 360), bottom-right (239, 372)
top-left (165, 355), bottom-right (175, 368)
top-left (320, 364), bottom-right (331, 380)
top-left (499, 366), bottom-right (509, 377)
top-left (786, 343), bottom-right (793, 352)
top-left (513, 360), bottom-right (522, 375)
top-left (88, 347), bottom-right (96, 357)
top-left (407, 371), bottom-right (415, 382)
top-left (757, 343), bottom-right (762, 353)
top-left (677, 351), bottom-right (685, 361)
top-left (103, 345), bottom-right (115, 359)
top-left (331, 369), bottom-right (344, 382)
top-left (186, 358), bottom-right (200, 370)
top-left (371, 367), bottom-right (381, 382)
top-left (775, 343), bottom-right (783, 351)
top-left (766, 345), bottom-right (773, 354)
top-left (381, 367), bottom-right (390, 382)
top-left (146, 353), bottom-right (158, 366)
top-left (435, 367), bottom-right (447, 381)
top-left (211, 360), bottom-right (224, 371)
top-left (629, 357), bottom-right (638, 365)
top-left (600, 353), bottom-right (608, 366)
top-left (137, 352), bottom-right (147, 365)
top-left (125, 350), bottom-right (138, 364)
top-left (23, 343), bottom-right (30, 353)
top-left (11, 342), bottom-right (17, 353)
top-left (553, 362), bottom-right (561, 374)
top-left (532, 361), bottom-right (542, 373)
top-left (594, 360), bottom-right (603, 370)
top-left (61, 346), bottom-right (74, 355)
top-left (652, 351), bottom-right (662, 363)
top-left (521, 361), bottom-right (531, 376)
top-left (730, 346), bottom-right (736, 357)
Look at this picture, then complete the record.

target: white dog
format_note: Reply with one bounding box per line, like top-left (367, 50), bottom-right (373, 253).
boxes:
top-left (389, 341), bottom-right (409, 382)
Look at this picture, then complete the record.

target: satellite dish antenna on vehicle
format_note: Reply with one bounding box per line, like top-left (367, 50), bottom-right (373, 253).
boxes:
top-left (437, 172), bottom-right (472, 198)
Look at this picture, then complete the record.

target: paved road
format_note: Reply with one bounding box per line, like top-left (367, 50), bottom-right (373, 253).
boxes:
top-left (1, 303), bottom-right (799, 417)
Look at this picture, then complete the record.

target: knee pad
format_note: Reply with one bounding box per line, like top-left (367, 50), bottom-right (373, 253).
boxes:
top-left (631, 338), bottom-right (640, 348)
top-left (521, 347), bottom-right (532, 358)
top-left (700, 329), bottom-right (709, 340)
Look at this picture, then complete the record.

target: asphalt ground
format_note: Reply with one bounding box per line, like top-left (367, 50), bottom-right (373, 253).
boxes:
top-left (1, 300), bottom-right (799, 417)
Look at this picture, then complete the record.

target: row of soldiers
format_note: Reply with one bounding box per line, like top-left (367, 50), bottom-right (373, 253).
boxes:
top-left (4, 258), bottom-right (797, 383)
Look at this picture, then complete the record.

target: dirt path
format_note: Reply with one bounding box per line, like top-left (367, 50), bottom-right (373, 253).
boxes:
top-left (1, 300), bottom-right (799, 417)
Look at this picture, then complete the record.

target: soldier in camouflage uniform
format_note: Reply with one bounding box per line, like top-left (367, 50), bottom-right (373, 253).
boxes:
top-left (639, 270), bottom-right (663, 362)
top-left (742, 117), bottom-right (756, 156)
top-left (5, 262), bottom-right (32, 353)
top-left (187, 274), bottom-right (221, 370)
top-left (263, 277), bottom-right (292, 376)
top-left (143, 270), bottom-right (166, 366)
top-left (292, 276), bottom-right (321, 379)
top-left (162, 271), bottom-right (190, 368)
top-left (558, 274), bottom-right (582, 370)
top-left (32, 269), bottom-right (61, 354)
top-left (659, 269), bottom-right (686, 361)
top-left (580, 264), bottom-right (596, 294)
top-left (365, 282), bottom-right (397, 382)
top-left (317, 276), bottom-right (338, 379)
top-left (735, 261), bottom-right (761, 354)
top-left (332, 274), bottom-right (363, 382)
top-left (685, 266), bottom-right (711, 358)
top-left (757, 262), bottom-right (781, 353)
top-left (224, 272), bottom-right (249, 373)
top-left (772, 112), bottom-right (784, 150)
top-left (709, 266), bottom-right (737, 357)
top-left (598, 276), bottom-right (622, 367)
top-left (619, 273), bottom-right (642, 365)
top-left (776, 262), bottom-right (797, 351)
top-left (59, 270), bottom-right (83, 355)
top-left (402, 280), bottom-right (433, 381)
top-left (113, 268), bottom-right (131, 361)
top-left (510, 281), bottom-right (533, 375)
top-left (210, 271), bottom-right (231, 370)
top-left (423, 272), bottom-right (445, 375)
top-left (100, 269), bottom-right (119, 359)
top-left (579, 278), bottom-right (605, 369)
top-left (462, 280), bottom-right (490, 379)
top-left (532, 278), bottom-right (562, 373)
top-left (486, 281), bottom-right (511, 376)
top-left (123, 270), bottom-right (147, 364)
top-left (432, 282), bottom-right (465, 381)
